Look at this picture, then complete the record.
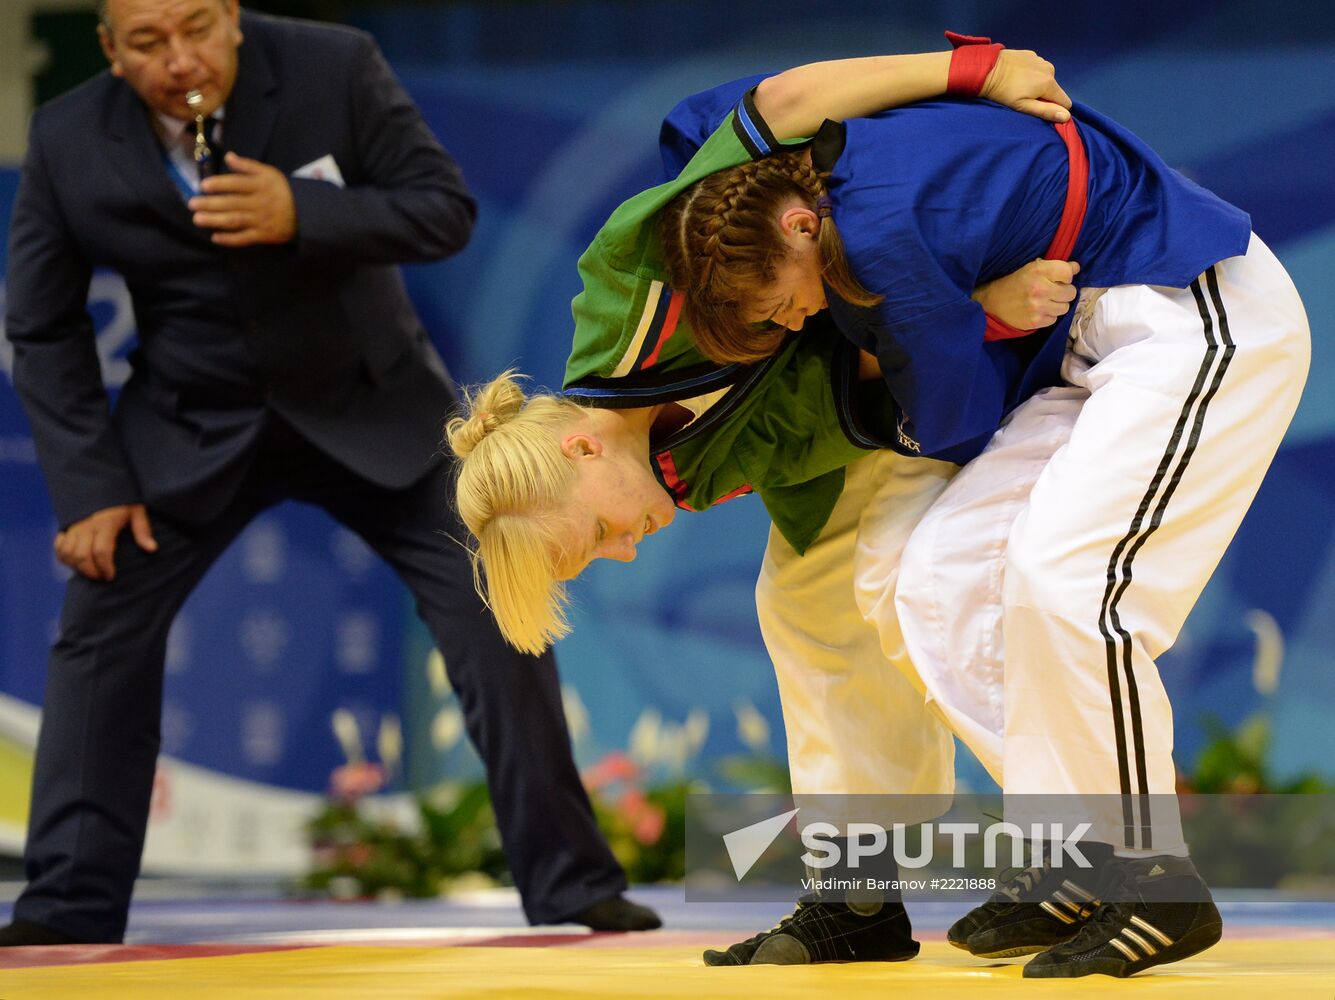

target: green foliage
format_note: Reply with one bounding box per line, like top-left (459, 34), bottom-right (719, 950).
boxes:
top-left (714, 753), bottom-right (793, 794)
top-left (1187, 713), bottom-right (1329, 794)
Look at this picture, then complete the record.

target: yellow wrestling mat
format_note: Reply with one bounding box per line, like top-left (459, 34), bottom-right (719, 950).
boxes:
top-left (3, 938), bottom-right (1334, 999)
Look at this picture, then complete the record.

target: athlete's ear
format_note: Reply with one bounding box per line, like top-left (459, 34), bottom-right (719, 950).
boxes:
top-left (560, 432), bottom-right (603, 460)
top-left (778, 204), bottom-right (820, 239)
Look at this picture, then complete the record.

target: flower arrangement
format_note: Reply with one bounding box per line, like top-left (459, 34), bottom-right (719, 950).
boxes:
top-left (581, 750), bottom-right (684, 884)
top-left (303, 691), bottom-right (789, 898)
top-left (577, 698), bottom-right (791, 883)
top-left (303, 708), bottom-right (509, 900)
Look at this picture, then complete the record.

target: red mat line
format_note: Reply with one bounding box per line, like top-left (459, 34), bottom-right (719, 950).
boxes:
top-left (5, 925), bottom-right (1326, 970)
top-left (459, 932), bottom-right (622, 948)
top-left (0, 943), bottom-right (308, 969)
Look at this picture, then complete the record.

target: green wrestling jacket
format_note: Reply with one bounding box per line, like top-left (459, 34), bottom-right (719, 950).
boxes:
top-left (562, 96), bottom-right (897, 554)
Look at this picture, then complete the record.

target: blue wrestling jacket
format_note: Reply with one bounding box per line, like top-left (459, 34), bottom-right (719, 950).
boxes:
top-left (659, 81), bottom-right (1252, 462)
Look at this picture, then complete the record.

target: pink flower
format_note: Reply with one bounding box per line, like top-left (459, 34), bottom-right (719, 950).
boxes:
top-left (330, 762), bottom-right (387, 802)
top-left (616, 788), bottom-right (666, 846)
top-left (581, 751), bottom-right (640, 791)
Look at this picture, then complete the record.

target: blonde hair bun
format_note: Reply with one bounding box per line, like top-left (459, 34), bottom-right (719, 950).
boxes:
top-left (446, 370), bottom-right (528, 459)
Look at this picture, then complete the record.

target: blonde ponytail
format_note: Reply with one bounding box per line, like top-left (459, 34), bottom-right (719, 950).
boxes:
top-left (446, 371), bottom-right (586, 654)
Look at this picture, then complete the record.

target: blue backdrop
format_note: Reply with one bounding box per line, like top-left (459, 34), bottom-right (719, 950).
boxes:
top-left (1, 0), bottom-right (1332, 800)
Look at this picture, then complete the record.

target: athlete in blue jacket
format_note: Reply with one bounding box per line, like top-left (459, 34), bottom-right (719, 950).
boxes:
top-left (660, 36), bottom-right (1309, 979)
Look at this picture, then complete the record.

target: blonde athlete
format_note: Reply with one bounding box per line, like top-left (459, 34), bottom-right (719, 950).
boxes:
top-left (450, 39), bottom-right (1075, 968)
top-left (448, 263), bottom-right (1068, 967)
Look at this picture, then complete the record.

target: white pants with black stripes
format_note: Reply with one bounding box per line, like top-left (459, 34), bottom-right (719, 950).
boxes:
top-left (759, 233), bottom-right (1308, 853)
top-left (883, 232), bottom-right (1309, 852)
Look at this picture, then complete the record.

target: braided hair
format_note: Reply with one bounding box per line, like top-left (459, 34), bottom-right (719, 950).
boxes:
top-left (661, 151), bottom-right (881, 364)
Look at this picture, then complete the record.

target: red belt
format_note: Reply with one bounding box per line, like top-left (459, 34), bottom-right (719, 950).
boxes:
top-left (983, 117), bottom-right (1089, 342)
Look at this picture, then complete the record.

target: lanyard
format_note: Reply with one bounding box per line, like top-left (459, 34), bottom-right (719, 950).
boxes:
top-left (161, 146), bottom-right (198, 200)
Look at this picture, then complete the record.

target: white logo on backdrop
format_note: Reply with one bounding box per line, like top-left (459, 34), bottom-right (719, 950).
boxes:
top-left (160, 699), bottom-right (196, 755)
top-left (335, 611), bottom-right (379, 674)
top-left (332, 527), bottom-right (376, 579)
top-left (239, 609), bottom-right (290, 671)
top-left (241, 520), bottom-right (287, 584)
top-left (240, 700), bottom-right (285, 766)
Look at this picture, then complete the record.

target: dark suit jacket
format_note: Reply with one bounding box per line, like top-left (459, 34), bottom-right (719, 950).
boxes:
top-left (4, 12), bottom-right (477, 528)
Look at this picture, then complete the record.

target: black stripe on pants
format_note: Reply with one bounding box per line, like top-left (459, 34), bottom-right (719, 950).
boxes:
top-left (1096, 269), bottom-right (1235, 850)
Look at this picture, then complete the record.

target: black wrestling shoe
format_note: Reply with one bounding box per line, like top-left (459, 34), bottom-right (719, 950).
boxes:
top-left (949, 863), bottom-right (1101, 958)
top-left (702, 897), bottom-right (919, 966)
top-left (0, 920), bottom-right (81, 946)
top-left (1023, 856), bottom-right (1222, 979)
top-left (569, 895), bottom-right (662, 931)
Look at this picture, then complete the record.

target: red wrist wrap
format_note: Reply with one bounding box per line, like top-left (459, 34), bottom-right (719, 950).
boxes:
top-left (945, 30), bottom-right (1004, 97)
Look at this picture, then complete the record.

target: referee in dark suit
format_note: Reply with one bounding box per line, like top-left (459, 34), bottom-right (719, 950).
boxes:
top-left (1, 0), bottom-right (657, 944)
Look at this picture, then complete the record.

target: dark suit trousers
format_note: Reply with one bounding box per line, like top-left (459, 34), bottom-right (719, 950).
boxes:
top-left (16, 416), bottom-right (626, 942)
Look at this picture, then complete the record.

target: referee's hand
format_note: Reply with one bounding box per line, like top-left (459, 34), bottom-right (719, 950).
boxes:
top-left (55, 504), bottom-right (158, 581)
top-left (189, 152), bottom-right (298, 247)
